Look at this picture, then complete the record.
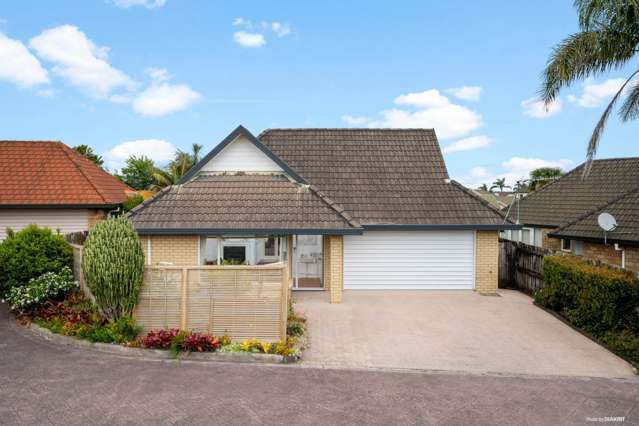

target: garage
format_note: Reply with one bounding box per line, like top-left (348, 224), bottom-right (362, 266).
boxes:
top-left (343, 230), bottom-right (475, 289)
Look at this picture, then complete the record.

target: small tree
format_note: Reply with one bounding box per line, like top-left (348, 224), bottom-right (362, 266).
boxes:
top-left (121, 155), bottom-right (156, 190)
top-left (529, 167), bottom-right (564, 191)
top-left (73, 144), bottom-right (104, 167)
top-left (82, 217), bottom-right (144, 321)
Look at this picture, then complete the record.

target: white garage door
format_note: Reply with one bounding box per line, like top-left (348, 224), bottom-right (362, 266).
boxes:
top-left (0, 209), bottom-right (89, 240)
top-left (344, 231), bottom-right (475, 289)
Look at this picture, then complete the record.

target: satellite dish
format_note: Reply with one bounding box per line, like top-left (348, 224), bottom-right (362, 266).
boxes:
top-left (598, 212), bottom-right (617, 232)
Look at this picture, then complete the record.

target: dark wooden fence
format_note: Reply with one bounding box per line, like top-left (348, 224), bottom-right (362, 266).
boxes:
top-left (499, 239), bottom-right (551, 295)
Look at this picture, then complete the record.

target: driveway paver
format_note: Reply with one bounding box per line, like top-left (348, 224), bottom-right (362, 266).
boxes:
top-left (1, 303), bottom-right (639, 425)
top-left (295, 289), bottom-right (636, 378)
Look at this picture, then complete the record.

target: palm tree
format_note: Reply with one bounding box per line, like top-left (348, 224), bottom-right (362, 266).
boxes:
top-left (490, 178), bottom-right (511, 193)
top-left (151, 143), bottom-right (204, 189)
top-left (73, 144), bottom-right (104, 167)
top-left (478, 183), bottom-right (489, 191)
top-left (529, 167), bottom-right (564, 191)
top-left (541, 0), bottom-right (639, 173)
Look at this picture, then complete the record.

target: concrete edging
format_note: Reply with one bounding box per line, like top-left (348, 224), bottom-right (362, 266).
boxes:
top-left (11, 318), bottom-right (295, 364)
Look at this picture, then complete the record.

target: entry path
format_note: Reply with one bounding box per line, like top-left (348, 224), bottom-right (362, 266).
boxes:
top-left (1, 305), bottom-right (639, 425)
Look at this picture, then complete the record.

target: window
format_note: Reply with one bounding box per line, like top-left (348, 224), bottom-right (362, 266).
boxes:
top-left (573, 240), bottom-right (583, 255)
top-left (264, 237), bottom-right (278, 257)
top-left (522, 228), bottom-right (532, 245)
top-left (533, 228), bottom-right (543, 247)
top-left (561, 239), bottom-right (572, 252)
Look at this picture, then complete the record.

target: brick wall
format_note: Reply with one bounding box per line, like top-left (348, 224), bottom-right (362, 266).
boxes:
top-left (323, 235), bottom-right (343, 303)
top-left (541, 228), bottom-right (561, 251)
top-left (475, 230), bottom-right (499, 294)
top-left (581, 241), bottom-right (639, 272)
top-left (87, 209), bottom-right (107, 229)
top-left (143, 235), bottom-right (199, 266)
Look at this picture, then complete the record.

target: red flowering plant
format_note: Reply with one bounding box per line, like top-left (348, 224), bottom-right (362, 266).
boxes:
top-left (180, 332), bottom-right (220, 353)
top-left (138, 329), bottom-right (180, 349)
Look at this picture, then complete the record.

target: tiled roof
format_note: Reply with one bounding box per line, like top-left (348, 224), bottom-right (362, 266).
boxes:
top-left (259, 129), bottom-right (509, 227)
top-left (550, 186), bottom-right (639, 244)
top-left (128, 174), bottom-right (361, 233)
top-left (505, 158), bottom-right (639, 228)
top-left (0, 141), bottom-right (132, 206)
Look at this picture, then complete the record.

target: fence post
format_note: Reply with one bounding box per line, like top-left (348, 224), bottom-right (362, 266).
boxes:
top-left (181, 268), bottom-right (188, 330)
top-left (280, 265), bottom-right (288, 341)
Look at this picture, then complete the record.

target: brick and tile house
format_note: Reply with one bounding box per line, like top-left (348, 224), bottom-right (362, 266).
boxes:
top-left (0, 141), bottom-right (134, 239)
top-left (503, 158), bottom-right (639, 271)
top-left (128, 126), bottom-right (518, 302)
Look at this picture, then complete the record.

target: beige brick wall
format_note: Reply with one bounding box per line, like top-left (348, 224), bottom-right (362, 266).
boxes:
top-left (580, 241), bottom-right (639, 272)
top-left (88, 209), bottom-right (107, 229)
top-left (541, 228), bottom-right (561, 251)
top-left (142, 235), bottom-right (199, 266)
top-left (323, 235), bottom-right (343, 303)
top-left (475, 230), bottom-right (499, 294)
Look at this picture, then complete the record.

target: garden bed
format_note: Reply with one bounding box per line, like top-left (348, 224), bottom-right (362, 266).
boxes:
top-left (11, 292), bottom-right (307, 364)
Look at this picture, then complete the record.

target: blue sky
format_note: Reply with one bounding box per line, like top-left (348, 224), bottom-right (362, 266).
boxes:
top-left (1, 0), bottom-right (638, 188)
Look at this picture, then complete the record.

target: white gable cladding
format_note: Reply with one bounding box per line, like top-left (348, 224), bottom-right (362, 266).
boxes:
top-left (0, 209), bottom-right (89, 240)
top-left (200, 136), bottom-right (283, 173)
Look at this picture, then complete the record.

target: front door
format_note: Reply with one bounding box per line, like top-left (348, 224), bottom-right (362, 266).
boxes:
top-left (294, 235), bottom-right (323, 289)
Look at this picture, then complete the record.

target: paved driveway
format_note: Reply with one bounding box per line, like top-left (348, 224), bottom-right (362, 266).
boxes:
top-left (2, 304), bottom-right (639, 425)
top-left (295, 289), bottom-right (636, 378)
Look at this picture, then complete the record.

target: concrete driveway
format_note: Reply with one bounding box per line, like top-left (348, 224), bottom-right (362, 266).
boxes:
top-left (295, 289), bottom-right (636, 378)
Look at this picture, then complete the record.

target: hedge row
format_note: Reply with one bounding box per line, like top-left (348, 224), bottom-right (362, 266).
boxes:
top-left (535, 255), bottom-right (639, 365)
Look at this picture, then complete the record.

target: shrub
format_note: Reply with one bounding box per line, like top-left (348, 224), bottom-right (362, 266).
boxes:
top-left (601, 330), bottom-right (639, 365)
top-left (82, 217), bottom-right (145, 321)
top-left (122, 194), bottom-right (144, 213)
top-left (81, 317), bottom-right (140, 344)
top-left (180, 332), bottom-right (220, 353)
top-left (138, 329), bottom-right (180, 349)
top-left (4, 267), bottom-right (77, 313)
top-left (0, 225), bottom-right (73, 295)
top-left (535, 256), bottom-right (639, 335)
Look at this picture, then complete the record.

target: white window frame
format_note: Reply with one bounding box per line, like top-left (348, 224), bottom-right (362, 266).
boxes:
top-left (561, 238), bottom-right (572, 252)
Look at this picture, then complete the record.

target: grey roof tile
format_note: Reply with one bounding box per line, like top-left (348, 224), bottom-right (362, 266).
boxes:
top-left (505, 158), bottom-right (639, 228)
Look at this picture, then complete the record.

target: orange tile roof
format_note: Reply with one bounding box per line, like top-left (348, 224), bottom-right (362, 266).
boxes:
top-left (0, 141), bottom-right (133, 206)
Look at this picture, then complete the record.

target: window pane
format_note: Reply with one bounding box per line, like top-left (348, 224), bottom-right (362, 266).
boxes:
top-left (265, 237), bottom-right (276, 256)
top-left (522, 229), bottom-right (531, 244)
top-left (562, 239), bottom-right (571, 251)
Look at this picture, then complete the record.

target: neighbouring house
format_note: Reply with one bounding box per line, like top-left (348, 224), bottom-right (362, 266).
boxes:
top-left (472, 189), bottom-right (515, 210)
top-left (0, 141), bottom-right (134, 239)
top-left (502, 157), bottom-right (639, 271)
top-left (128, 126), bottom-right (518, 303)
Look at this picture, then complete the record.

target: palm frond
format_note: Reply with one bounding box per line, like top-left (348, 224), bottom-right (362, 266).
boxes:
top-left (584, 69), bottom-right (639, 176)
top-left (540, 30), bottom-right (636, 104)
top-left (618, 73), bottom-right (639, 121)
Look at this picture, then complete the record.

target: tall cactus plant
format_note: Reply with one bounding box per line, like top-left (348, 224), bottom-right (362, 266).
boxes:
top-left (82, 217), bottom-right (145, 321)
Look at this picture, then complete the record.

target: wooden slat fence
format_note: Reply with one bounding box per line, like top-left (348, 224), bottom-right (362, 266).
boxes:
top-left (134, 264), bottom-right (289, 342)
top-left (499, 239), bottom-right (551, 295)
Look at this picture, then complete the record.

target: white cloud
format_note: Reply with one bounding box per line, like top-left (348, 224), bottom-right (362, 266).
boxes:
top-left (446, 86), bottom-right (482, 102)
top-left (342, 89), bottom-right (483, 139)
top-left (457, 157), bottom-right (573, 188)
top-left (103, 138), bottom-right (176, 171)
top-left (0, 32), bottom-right (49, 88)
top-left (442, 135), bottom-right (490, 154)
top-left (110, 0), bottom-right (166, 8)
top-left (233, 31), bottom-right (266, 48)
top-left (395, 89), bottom-right (450, 108)
top-left (232, 18), bottom-right (291, 47)
top-left (132, 67), bottom-right (201, 117)
top-left (270, 22), bottom-right (291, 37)
top-left (567, 78), bottom-right (626, 108)
top-left (521, 97), bottom-right (562, 118)
top-left (29, 25), bottom-right (135, 99)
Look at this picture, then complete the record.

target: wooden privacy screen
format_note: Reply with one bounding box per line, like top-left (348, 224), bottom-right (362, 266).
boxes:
top-left (134, 264), bottom-right (288, 342)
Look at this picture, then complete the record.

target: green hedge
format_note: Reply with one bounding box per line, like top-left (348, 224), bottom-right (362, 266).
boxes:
top-left (535, 255), bottom-right (639, 365)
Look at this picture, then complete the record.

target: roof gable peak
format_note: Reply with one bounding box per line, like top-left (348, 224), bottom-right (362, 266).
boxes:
top-left (179, 125), bottom-right (306, 184)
